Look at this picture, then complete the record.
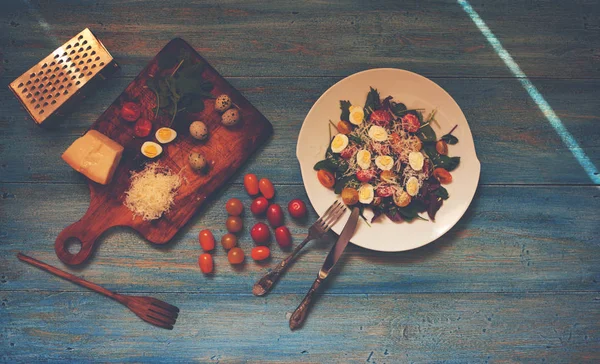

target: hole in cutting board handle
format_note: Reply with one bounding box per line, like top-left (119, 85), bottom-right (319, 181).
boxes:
top-left (65, 238), bottom-right (82, 255)
top-left (54, 220), bottom-right (103, 266)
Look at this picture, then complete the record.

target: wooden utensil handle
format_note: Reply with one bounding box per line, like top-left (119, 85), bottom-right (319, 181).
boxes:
top-left (17, 253), bottom-right (118, 300)
top-left (289, 276), bottom-right (323, 330)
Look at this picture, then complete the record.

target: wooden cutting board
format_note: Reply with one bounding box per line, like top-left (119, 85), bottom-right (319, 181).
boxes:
top-left (55, 38), bottom-right (273, 265)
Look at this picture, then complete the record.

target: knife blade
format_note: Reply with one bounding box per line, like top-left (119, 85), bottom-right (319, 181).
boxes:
top-left (318, 207), bottom-right (360, 279)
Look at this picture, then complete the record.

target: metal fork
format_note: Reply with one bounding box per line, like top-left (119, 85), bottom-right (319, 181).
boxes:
top-left (17, 253), bottom-right (179, 330)
top-left (252, 200), bottom-right (346, 296)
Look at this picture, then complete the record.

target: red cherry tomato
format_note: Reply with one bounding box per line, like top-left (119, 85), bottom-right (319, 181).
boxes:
top-left (375, 185), bottom-right (395, 198)
top-left (356, 169), bottom-right (375, 183)
top-left (250, 222), bottom-right (271, 244)
top-left (198, 253), bottom-right (213, 274)
top-left (402, 113), bottom-right (420, 133)
top-left (244, 174), bottom-right (259, 196)
top-left (227, 247), bottom-right (245, 264)
top-left (134, 118), bottom-right (152, 137)
top-left (250, 196), bottom-right (269, 215)
top-left (258, 178), bottom-right (275, 199)
top-left (198, 229), bottom-right (215, 252)
top-left (251, 246), bottom-right (271, 261)
top-left (340, 145), bottom-right (357, 159)
top-left (287, 199), bottom-right (307, 219)
top-left (274, 226), bottom-right (292, 248)
top-left (120, 102), bottom-right (141, 122)
top-left (266, 204), bottom-right (284, 227)
top-left (369, 109), bottom-right (392, 127)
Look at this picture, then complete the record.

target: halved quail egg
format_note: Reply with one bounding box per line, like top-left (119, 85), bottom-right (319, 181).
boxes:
top-left (330, 134), bottom-right (349, 153)
top-left (155, 127), bottom-right (177, 144)
top-left (406, 176), bottom-right (420, 196)
top-left (348, 106), bottom-right (364, 125)
top-left (408, 151), bottom-right (424, 171)
top-left (141, 141), bottom-right (163, 158)
top-left (375, 155), bottom-right (394, 171)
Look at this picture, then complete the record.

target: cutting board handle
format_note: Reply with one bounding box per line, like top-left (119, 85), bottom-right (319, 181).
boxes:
top-left (55, 204), bottom-right (116, 266)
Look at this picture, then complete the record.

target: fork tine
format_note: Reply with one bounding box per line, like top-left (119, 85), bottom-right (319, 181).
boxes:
top-left (322, 201), bottom-right (345, 227)
top-left (148, 298), bottom-right (180, 313)
top-left (144, 314), bottom-right (174, 330)
top-left (149, 304), bottom-right (179, 320)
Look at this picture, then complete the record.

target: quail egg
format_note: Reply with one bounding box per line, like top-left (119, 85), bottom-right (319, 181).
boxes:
top-left (408, 151), bottom-right (424, 171)
top-left (368, 125), bottom-right (388, 142)
top-left (141, 141), bottom-right (163, 159)
top-left (348, 106), bottom-right (364, 125)
top-left (215, 94), bottom-right (232, 113)
top-left (330, 134), bottom-right (349, 153)
top-left (356, 149), bottom-right (371, 169)
top-left (221, 108), bottom-right (241, 126)
top-left (406, 177), bottom-right (420, 196)
top-left (375, 155), bottom-right (394, 171)
top-left (189, 121), bottom-right (209, 141)
top-left (155, 127), bottom-right (177, 144)
top-left (189, 152), bottom-right (208, 172)
top-left (358, 183), bottom-right (375, 204)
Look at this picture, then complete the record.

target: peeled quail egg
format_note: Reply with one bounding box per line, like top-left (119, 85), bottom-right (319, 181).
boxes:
top-left (155, 127), bottom-right (177, 144)
top-left (215, 94), bottom-right (232, 113)
top-left (406, 176), bottom-right (420, 196)
top-left (141, 141), bottom-right (163, 158)
top-left (358, 183), bottom-right (375, 204)
top-left (330, 134), bottom-right (349, 153)
top-left (348, 106), bottom-right (364, 125)
top-left (189, 152), bottom-right (207, 172)
top-left (375, 155), bottom-right (394, 171)
top-left (408, 151), bottom-right (424, 171)
top-left (368, 125), bottom-right (388, 142)
top-left (356, 149), bottom-right (371, 169)
top-left (189, 121), bottom-right (209, 141)
top-left (221, 108), bottom-right (241, 126)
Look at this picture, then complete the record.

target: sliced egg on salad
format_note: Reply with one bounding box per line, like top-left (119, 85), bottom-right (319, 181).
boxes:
top-left (408, 151), bottom-right (424, 171)
top-left (141, 141), bottom-right (163, 159)
top-left (406, 176), bottom-right (420, 196)
top-left (348, 106), bottom-right (364, 125)
top-left (330, 134), bottom-right (349, 153)
top-left (356, 149), bottom-right (371, 169)
top-left (368, 125), bottom-right (388, 142)
top-left (358, 183), bottom-right (374, 204)
top-left (155, 127), bottom-right (177, 144)
top-left (375, 155), bottom-right (394, 171)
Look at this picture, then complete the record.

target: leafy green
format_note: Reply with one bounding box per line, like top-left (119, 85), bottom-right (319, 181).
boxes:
top-left (314, 159), bottom-right (336, 172)
top-left (441, 134), bottom-right (459, 145)
top-left (334, 175), bottom-right (357, 194)
top-left (422, 143), bottom-right (460, 171)
top-left (340, 100), bottom-right (351, 121)
top-left (416, 125), bottom-right (437, 143)
top-left (348, 134), bottom-right (363, 144)
top-left (390, 102), bottom-right (407, 116)
top-left (435, 186), bottom-right (449, 200)
top-left (364, 87), bottom-right (380, 118)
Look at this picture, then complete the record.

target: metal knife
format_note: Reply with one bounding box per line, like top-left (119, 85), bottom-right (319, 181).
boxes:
top-left (289, 207), bottom-right (360, 330)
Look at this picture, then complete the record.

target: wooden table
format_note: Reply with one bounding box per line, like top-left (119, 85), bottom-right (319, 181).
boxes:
top-left (1, 1), bottom-right (599, 362)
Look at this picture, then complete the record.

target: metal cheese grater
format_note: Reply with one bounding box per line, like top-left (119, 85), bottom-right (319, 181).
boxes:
top-left (9, 28), bottom-right (119, 126)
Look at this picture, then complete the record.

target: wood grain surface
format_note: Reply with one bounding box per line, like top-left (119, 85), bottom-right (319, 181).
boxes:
top-left (1, 0), bottom-right (599, 362)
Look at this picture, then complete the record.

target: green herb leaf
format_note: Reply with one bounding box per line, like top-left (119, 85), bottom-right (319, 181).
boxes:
top-left (334, 175), bottom-right (357, 194)
top-left (340, 100), bottom-right (351, 121)
top-left (441, 134), bottom-right (459, 145)
top-left (438, 156), bottom-right (460, 171)
top-left (435, 186), bottom-right (449, 200)
top-left (390, 102), bottom-right (407, 115)
top-left (416, 125), bottom-right (437, 143)
top-left (348, 134), bottom-right (363, 144)
top-left (364, 87), bottom-right (380, 118)
top-left (314, 159), bottom-right (336, 172)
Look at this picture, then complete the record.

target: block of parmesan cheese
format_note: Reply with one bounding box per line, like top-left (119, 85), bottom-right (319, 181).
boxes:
top-left (62, 130), bottom-right (124, 185)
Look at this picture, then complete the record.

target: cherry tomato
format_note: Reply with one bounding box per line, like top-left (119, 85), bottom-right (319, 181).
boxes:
top-left (433, 168), bottom-right (453, 184)
top-left (250, 196), bottom-right (269, 215)
top-left (317, 169), bottom-right (335, 188)
top-left (250, 222), bottom-right (270, 244)
top-left (134, 118), bottom-right (152, 137)
top-left (375, 185), bottom-right (395, 198)
top-left (436, 140), bottom-right (448, 155)
top-left (120, 102), bottom-right (141, 122)
top-left (369, 109), bottom-right (392, 127)
top-left (251, 246), bottom-right (271, 261)
top-left (402, 113), bottom-right (420, 133)
top-left (225, 198), bottom-right (244, 216)
top-left (287, 199), bottom-right (307, 219)
top-left (258, 178), bottom-right (275, 199)
top-left (274, 226), bottom-right (292, 248)
top-left (340, 145), bottom-right (357, 159)
top-left (227, 247), bottom-right (245, 264)
top-left (341, 187), bottom-right (359, 205)
top-left (266, 204), bottom-right (284, 227)
top-left (198, 253), bottom-right (213, 274)
top-left (244, 174), bottom-right (259, 195)
top-left (337, 120), bottom-right (353, 134)
top-left (198, 229), bottom-right (215, 252)
top-left (226, 216), bottom-right (243, 233)
top-left (221, 233), bottom-right (237, 250)
top-left (356, 169), bottom-right (375, 183)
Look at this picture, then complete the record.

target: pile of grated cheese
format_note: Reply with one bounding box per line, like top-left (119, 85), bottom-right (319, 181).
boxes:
top-left (124, 162), bottom-right (182, 221)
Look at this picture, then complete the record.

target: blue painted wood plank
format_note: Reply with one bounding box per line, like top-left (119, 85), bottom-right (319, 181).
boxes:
top-left (2, 184), bottom-right (598, 294)
top-left (1, 77), bottom-right (599, 185)
top-left (1, 291), bottom-right (599, 362)
top-left (1, 0), bottom-right (598, 79)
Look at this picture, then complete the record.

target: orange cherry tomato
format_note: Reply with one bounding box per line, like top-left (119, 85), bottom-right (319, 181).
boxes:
top-left (198, 253), bottom-right (213, 274)
top-left (225, 198), bottom-right (244, 216)
top-left (226, 216), bottom-right (243, 233)
top-left (251, 246), bottom-right (271, 261)
top-left (258, 178), bottom-right (275, 199)
top-left (337, 120), bottom-right (352, 135)
top-left (198, 229), bottom-right (215, 252)
top-left (317, 169), bottom-right (335, 188)
top-left (221, 233), bottom-right (238, 250)
top-left (228, 247), bottom-right (245, 264)
top-left (433, 168), bottom-right (453, 184)
top-left (244, 174), bottom-right (260, 196)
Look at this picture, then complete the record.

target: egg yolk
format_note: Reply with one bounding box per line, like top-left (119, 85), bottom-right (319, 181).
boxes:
top-left (158, 129), bottom-right (172, 140)
top-left (144, 145), bottom-right (158, 157)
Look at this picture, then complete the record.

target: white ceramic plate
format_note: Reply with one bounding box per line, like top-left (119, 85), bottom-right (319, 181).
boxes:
top-left (296, 69), bottom-right (480, 252)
